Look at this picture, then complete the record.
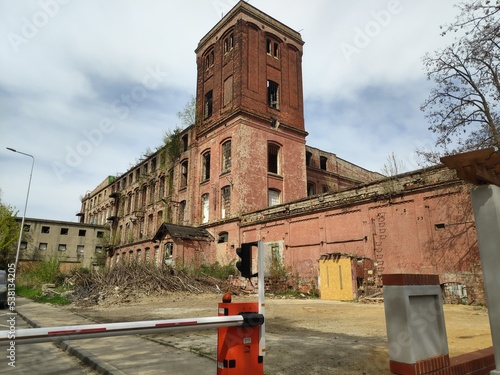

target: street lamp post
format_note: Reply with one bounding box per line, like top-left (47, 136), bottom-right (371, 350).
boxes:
top-left (6, 147), bottom-right (35, 271)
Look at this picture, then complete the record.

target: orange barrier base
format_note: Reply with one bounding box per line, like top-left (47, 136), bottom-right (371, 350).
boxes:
top-left (217, 301), bottom-right (263, 375)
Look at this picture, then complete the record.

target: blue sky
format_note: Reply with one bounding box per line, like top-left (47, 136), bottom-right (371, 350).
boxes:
top-left (0, 0), bottom-right (459, 221)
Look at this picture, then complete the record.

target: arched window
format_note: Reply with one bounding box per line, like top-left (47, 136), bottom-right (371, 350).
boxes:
top-left (268, 143), bottom-right (280, 174)
top-left (221, 140), bottom-right (232, 173)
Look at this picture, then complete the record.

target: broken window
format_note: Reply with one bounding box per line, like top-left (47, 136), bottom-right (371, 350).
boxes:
top-left (182, 134), bottom-right (188, 152)
top-left (97, 231), bottom-right (104, 238)
top-left (205, 49), bottom-right (214, 70)
top-left (268, 143), bottom-right (280, 174)
top-left (204, 90), bottom-right (213, 118)
top-left (222, 140), bottom-right (231, 173)
top-left (202, 150), bottom-right (211, 181)
top-left (180, 160), bottom-right (188, 188)
top-left (268, 189), bottom-right (281, 207)
top-left (435, 223), bottom-right (446, 230)
top-left (201, 193), bottom-right (209, 223)
top-left (320, 156), bottom-right (328, 170)
top-left (221, 185), bottom-right (231, 219)
top-left (267, 80), bottom-right (279, 109)
top-left (266, 39), bottom-right (279, 58)
top-left (307, 182), bottom-right (316, 196)
top-left (60, 228), bottom-right (69, 235)
top-left (224, 33), bottom-right (234, 53)
top-left (218, 232), bottom-right (229, 243)
top-left (306, 151), bottom-right (313, 167)
top-left (78, 229), bottom-right (86, 237)
top-left (41, 226), bottom-right (50, 234)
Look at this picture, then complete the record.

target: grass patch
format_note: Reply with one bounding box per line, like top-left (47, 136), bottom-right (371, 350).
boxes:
top-left (16, 285), bottom-right (72, 305)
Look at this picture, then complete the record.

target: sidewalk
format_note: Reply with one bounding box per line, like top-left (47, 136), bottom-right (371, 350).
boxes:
top-left (16, 298), bottom-right (216, 375)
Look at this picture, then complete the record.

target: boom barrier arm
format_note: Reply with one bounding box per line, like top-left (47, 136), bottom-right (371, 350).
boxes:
top-left (0, 314), bottom-right (263, 346)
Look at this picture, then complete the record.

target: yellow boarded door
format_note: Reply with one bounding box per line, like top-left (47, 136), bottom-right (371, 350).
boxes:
top-left (319, 257), bottom-right (354, 300)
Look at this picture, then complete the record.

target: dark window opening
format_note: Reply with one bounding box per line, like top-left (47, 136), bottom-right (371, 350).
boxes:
top-left (320, 156), bottom-right (328, 170)
top-left (204, 90), bottom-right (213, 118)
top-left (41, 226), bottom-right (50, 234)
top-left (182, 134), bottom-right (188, 152)
top-left (60, 228), bottom-right (69, 235)
top-left (307, 182), bottom-right (316, 197)
top-left (224, 33), bottom-right (234, 53)
top-left (306, 151), bottom-right (313, 167)
top-left (97, 231), bottom-right (104, 238)
top-left (267, 80), bottom-right (279, 109)
top-left (202, 151), bottom-right (211, 181)
top-left (218, 232), bottom-right (229, 243)
top-left (273, 42), bottom-right (279, 58)
top-left (435, 223), bottom-right (446, 230)
top-left (268, 144), bottom-right (280, 174)
top-left (79, 229), bottom-right (86, 237)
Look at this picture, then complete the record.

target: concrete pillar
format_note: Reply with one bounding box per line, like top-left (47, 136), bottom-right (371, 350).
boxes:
top-left (383, 274), bottom-right (449, 374)
top-left (471, 185), bottom-right (500, 375)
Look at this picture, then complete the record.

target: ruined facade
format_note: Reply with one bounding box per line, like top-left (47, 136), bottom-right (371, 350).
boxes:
top-left (79, 2), bottom-right (483, 302)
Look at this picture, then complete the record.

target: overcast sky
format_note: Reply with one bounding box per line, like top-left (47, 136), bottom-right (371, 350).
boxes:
top-left (0, 0), bottom-right (460, 222)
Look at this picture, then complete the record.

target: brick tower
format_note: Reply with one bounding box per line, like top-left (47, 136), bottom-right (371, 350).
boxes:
top-left (192, 1), bottom-right (307, 223)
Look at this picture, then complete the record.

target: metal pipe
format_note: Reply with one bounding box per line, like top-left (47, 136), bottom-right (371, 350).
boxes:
top-left (6, 147), bottom-right (35, 271)
top-left (0, 315), bottom-right (245, 346)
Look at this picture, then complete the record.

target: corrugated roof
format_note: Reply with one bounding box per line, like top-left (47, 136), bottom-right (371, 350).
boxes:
top-left (152, 223), bottom-right (214, 242)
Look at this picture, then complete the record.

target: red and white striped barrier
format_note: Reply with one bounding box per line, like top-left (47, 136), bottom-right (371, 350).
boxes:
top-left (0, 315), bottom-right (250, 345)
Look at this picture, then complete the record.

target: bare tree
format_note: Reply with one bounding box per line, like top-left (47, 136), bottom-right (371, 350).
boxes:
top-left (381, 152), bottom-right (406, 177)
top-left (420, 0), bottom-right (500, 162)
top-left (176, 95), bottom-right (196, 127)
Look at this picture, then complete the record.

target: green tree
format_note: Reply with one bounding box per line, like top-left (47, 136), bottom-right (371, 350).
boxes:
top-left (420, 1), bottom-right (500, 163)
top-left (0, 193), bottom-right (20, 268)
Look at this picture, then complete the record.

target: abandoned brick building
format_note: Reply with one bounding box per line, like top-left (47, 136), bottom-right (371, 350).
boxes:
top-left (79, 1), bottom-right (483, 303)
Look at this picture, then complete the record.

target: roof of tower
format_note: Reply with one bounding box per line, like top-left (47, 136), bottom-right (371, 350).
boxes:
top-left (196, 0), bottom-right (303, 53)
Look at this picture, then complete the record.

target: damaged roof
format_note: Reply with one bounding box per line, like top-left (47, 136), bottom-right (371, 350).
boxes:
top-left (152, 223), bottom-right (214, 242)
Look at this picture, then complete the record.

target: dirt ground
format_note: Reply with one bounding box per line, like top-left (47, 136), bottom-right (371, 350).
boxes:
top-left (65, 293), bottom-right (493, 374)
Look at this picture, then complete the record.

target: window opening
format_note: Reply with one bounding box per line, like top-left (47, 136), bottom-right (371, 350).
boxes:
top-left (268, 143), bottom-right (280, 174)
top-left (267, 80), bottom-right (279, 109)
top-left (268, 189), bottom-right (281, 207)
top-left (202, 151), bottom-right (211, 181)
top-left (221, 185), bottom-right (231, 219)
top-left (320, 156), bottom-right (328, 170)
top-left (222, 140), bottom-right (232, 172)
top-left (306, 151), bottom-right (313, 167)
top-left (201, 194), bottom-right (209, 223)
top-left (41, 226), bottom-right (50, 234)
top-left (78, 229), bottom-right (86, 237)
top-left (204, 90), bottom-right (213, 118)
top-left (60, 228), bottom-right (69, 235)
top-left (218, 232), bottom-right (229, 243)
top-left (181, 160), bottom-right (188, 188)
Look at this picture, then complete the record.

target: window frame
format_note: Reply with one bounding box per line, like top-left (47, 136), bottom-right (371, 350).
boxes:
top-left (267, 80), bottom-right (279, 109)
top-left (221, 140), bottom-right (232, 173)
top-left (268, 143), bottom-right (281, 175)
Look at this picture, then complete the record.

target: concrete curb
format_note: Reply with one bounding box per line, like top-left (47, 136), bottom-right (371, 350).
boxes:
top-left (16, 307), bottom-right (124, 375)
